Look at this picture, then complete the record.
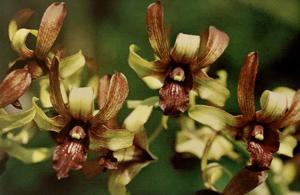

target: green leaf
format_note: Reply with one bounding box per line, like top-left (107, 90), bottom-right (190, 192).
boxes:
top-left (0, 105), bottom-right (36, 133)
top-left (6, 122), bottom-right (37, 144)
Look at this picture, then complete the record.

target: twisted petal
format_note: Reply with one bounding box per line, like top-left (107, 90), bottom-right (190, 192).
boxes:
top-left (191, 26), bottom-right (229, 71)
top-left (223, 167), bottom-right (268, 195)
top-left (69, 87), bottom-right (94, 122)
top-left (188, 105), bottom-right (241, 131)
top-left (128, 44), bottom-right (166, 89)
top-left (0, 105), bottom-right (35, 133)
top-left (53, 140), bottom-right (87, 179)
top-left (194, 71), bottom-right (230, 107)
top-left (171, 33), bottom-right (200, 64)
top-left (59, 50), bottom-right (86, 78)
top-left (0, 137), bottom-right (52, 164)
top-left (32, 98), bottom-right (65, 132)
top-left (49, 57), bottom-right (71, 119)
top-left (11, 28), bottom-right (37, 58)
top-left (146, 1), bottom-right (170, 61)
top-left (0, 68), bottom-right (32, 108)
top-left (257, 90), bottom-right (288, 124)
top-left (89, 128), bottom-right (134, 151)
top-left (91, 73), bottom-right (128, 126)
top-left (35, 2), bottom-right (67, 58)
top-left (277, 135), bottom-right (297, 157)
top-left (124, 97), bottom-right (157, 132)
top-left (8, 8), bottom-right (34, 41)
top-left (272, 90), bottom-right (300, 128)
top-left (237, 52), bottom-right (258, 120)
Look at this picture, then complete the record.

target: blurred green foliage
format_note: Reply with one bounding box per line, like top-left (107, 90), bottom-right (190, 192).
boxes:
top-left (0, 0), bottom-right (300, 194)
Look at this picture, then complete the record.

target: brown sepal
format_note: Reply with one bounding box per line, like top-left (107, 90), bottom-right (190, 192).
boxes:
top-left (0, 68), bottom-right (31, 108)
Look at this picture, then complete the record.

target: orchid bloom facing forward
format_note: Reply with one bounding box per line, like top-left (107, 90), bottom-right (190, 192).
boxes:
top-left (189, 52), bottom-right (300, 194)
top-left (129, 1), bottom-right (229, 116)
top-left (33, 57), bottom-right (134, 179)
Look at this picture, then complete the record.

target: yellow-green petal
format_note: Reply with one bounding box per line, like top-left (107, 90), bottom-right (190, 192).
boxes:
top-left (128, 44), bottom-right (165, 77)
top-left (32, 98), bottom-right (64, 132)
top-left (6, 122), bottom-right (37, 144)
top-left (0, 137), bottom-right (52, 164)
top-left (142, 74), bottom-right (164, 89)
top-left (277, 135), bottom-right (297, 157)
top-left (195, 72), bottom-right (230, 107)
top-left (59, 50), bottom-right (86, 78)
top-left (259, 90), bottom-right (288, 123)
top-left (69, 87), bottom-right (94, 122)
top-left (273, 87), bottom-right (295, 108)
top-left (124, 97), bottom-right (158, 132)
top-left (89, 129), bottom-right (134, 151)
top-left (0, 106), bottom-right (36, 133)
top-left (11, 28), bottom-right (38, 58)
top-left (188, 105), bottom-right (239, 131)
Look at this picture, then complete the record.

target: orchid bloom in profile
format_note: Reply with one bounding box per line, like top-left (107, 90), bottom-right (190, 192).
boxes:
top-left (0, 2), bottom-right (84, 109)
top-left (189, 52), bottom-right (300, 194)
top-left (129, 1), bottom-right (229, 115)
top-left (33, 57), bottom-right (134, 179)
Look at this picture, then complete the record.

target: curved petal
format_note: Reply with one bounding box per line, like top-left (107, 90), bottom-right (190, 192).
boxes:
top-left (59, 50), bottom-right (86, 78)
top-left (128, 44), bottom-right (167, 83)
top-left (0, 105), bottom-right (35, 133)
top-left (69, 87), bottom-right (94, 122)
top-left (146, 1), bottom-right (170, 61)
top-left (89, 128), bottom-right (134, 151)
top-left (6, 121), bottom-right (37, 144)
top-left (237, 52), bottom-right (258, 119)
top-left (11, 28), bottom-right (37, 58)
top-left (194, 71), bottom-right (230, 107)
top-left (0, 68), bottom-right (32, 108)
top-left (257, 90), bottom-right (288, 124)
top-left (32, 98), bottom-right (65, 132)
top-left (123, 97), bottom-right (157, 132)
top-left (0, 137), bottom-right (52, 164)
top-left (8, 8), bottom-right (34, 41)
top-left (91, 73), bottom-right (128, 126)
top-left (171, 33), bottom-right (200, 64)
top-left (223, 167), bottom-right (268, 195)
top-left (49, 57), bottom-right (71, 119)
top-left (191, 26), bottom-right (229, 71)
top-left (188, 105), bottom-right (241, 131)
top-left (277, 135), bottom-right (297, 157)
top-left (272, 90), bottom-right (300, 128)
top-left (35, 2), bottom-right (67, 58)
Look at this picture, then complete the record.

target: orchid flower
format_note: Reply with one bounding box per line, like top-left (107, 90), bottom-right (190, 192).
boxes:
top-left (129, 1), bottom-right (229, 115)
top-left (189, 52), bottom-right (300, 193)
top-left (33, 57), bottom-right (134, 179)
top-left (0, 2), bottom-right (84, 109)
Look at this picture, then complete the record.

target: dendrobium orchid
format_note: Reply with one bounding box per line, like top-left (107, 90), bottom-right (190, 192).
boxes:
top-left (189, 52), bottom-right (300, 193)
top-left (129, 1), bottom-right (229, 115)
top-left (33, 57), bottom-right (134, 179)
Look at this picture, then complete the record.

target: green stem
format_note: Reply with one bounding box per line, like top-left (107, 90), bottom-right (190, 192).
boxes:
top-left (148, 117), bottom-right (164, 144)
top-left (266, 172), bottom-right (284, 195)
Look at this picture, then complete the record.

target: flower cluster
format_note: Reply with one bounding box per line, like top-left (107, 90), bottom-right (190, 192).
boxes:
top-left (0, 1), bottom-right (299, 195)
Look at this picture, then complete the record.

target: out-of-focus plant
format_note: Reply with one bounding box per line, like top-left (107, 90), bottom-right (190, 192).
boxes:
top-left (0, 1), bottom-right (299, 195)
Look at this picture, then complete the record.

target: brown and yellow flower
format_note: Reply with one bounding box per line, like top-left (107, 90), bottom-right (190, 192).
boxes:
top-left (129, 1), bottom-right (229, 115)
top-left (33, 57), bottom-right (134, 179)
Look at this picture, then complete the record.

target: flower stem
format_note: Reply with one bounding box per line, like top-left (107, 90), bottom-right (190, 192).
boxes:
top-left (266, 172), bottom-right (284, 195)
top-left (148, 117), bottom-right (164, 143)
